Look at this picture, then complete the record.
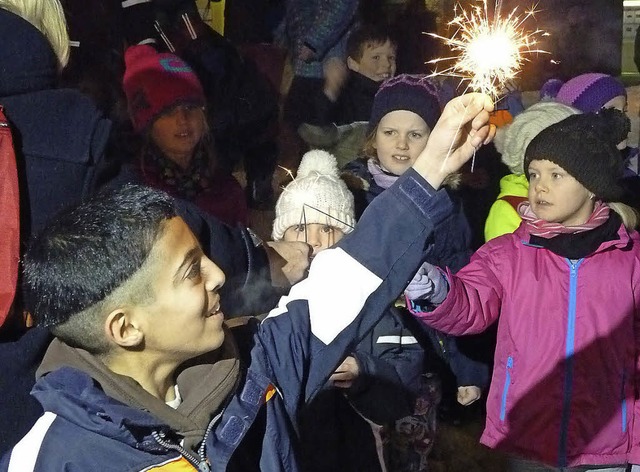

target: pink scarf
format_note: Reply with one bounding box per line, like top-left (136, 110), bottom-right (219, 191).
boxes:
top-left (518, 201), bottom-right (610, 238)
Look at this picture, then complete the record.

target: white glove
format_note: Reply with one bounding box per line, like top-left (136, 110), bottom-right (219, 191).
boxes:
top-left (405, 262), bottom-right (448, 305)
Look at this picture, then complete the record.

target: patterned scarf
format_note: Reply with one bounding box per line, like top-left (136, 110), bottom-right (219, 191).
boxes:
top-left (143, 144), bottom-right (213, 200)
top-left (367, 159), bottom-right (398, 189)
top-left (518, 200), bottom-right (610, 238)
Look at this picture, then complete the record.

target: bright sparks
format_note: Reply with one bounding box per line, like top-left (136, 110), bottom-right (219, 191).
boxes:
top-left (428, 0), bottom-right (548, 98)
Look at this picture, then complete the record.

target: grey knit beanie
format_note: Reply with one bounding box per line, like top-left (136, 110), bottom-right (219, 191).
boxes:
top-left (494, 101), bottom-right (580, 175)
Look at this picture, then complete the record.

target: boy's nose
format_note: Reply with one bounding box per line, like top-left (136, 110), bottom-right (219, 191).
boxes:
top-left (203, 256), bottom-right (225, 292)
top-left (396, 136), bottom-right (409, 149)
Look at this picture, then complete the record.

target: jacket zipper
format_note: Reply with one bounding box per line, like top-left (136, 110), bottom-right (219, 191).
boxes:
top-left (152, 430), bottom-right (211, 472)
top-left (621, 371), bottom-right (627, 433)
top-left (558, 258), bottom-right (582, 467)
top-left (198, 411), bottom-right (224, 460)
top-left (499, 356), bottom-right (513, 421)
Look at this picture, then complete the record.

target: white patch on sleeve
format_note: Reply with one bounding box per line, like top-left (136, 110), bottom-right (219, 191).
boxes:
top-left (8, 412), bottom-right (57, 472)
top-left (265, 248), bottom-right (382, 344)
top-left (376, 335), bottom-right (418, 345)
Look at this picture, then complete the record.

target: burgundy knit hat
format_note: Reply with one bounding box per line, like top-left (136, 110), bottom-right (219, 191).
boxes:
top-left (368, 74), bottom-right (442, 133)
top-left (555, 73), bottom-right (626, 113)
top-left (123, 45), bottom-right (206, 133)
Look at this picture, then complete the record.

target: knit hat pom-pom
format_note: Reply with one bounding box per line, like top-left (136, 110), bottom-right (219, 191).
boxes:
top-left (539, 78), bottom-right (564, 100)
top-left (296, 149), bottom-right (340, 178)
top-left (596, 107), bottom-right (631, 146)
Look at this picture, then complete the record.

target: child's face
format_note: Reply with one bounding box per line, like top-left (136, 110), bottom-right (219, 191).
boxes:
top-left (347, 40), bottom-right (397, 82)
top-left (151, 104), bottom-right (206, 169)
top-left (527, 159), bottom-right (594, 226)
top-left (374, 110), bottom-right (430, 176)
top-left (282, 223), bottom-right (345, 257)
top-left (602, 95), bottom-right (628, 149)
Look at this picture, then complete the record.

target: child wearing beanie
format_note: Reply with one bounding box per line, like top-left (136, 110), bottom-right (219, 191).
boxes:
top-left (547, 72), bottom-right (640, 208)
top-left (273, 149), bottom-right (430, 472)
top-left (485, 101), bottom-right (580, 241)
top-left (122, 44), bottom-right (248, 227)
top-left (407, 108), bottom-right (640, 471)
top-left (342, 74), bottom-right (489, 468)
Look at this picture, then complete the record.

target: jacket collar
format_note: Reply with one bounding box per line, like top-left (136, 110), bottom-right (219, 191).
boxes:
top-left (35, 326), bottom-right (241, 449)
top-left (516, 214), bottom-right (636, 257)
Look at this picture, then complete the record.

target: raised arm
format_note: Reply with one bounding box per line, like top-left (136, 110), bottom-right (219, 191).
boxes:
top-left (253, 93), bottom-right (495, 413)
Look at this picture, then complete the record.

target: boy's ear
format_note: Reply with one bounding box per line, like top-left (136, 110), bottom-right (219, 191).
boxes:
top-left (104, 308), bottom-right (144, 348)
top-left (346, 56), bottom-right (359, 72)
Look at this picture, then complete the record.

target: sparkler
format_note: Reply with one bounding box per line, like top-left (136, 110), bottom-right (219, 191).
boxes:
top-left (427, 0), bottom-right (548, 171)
top-left (428, 0), bottom-right (548, 99)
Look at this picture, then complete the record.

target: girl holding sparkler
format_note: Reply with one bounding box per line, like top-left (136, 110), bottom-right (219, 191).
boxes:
top-left (341, 74), bottom-right (489, 467)
top-left (407, 108), bottom-right (639, 471)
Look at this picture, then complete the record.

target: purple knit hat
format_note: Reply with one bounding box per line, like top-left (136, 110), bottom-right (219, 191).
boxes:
top-left (555, 73), bottom-right (626, 113)
top-left (368, 74), bottom-right (442, 133)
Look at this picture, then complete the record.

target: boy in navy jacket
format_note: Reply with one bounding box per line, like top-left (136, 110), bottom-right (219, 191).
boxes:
top-left (0, 94), bottom-right (494, 471)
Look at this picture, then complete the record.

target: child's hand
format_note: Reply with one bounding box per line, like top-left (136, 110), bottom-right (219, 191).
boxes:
top-left (264, 241), bottom-right (312, 287)
top-left (457, 386), bottom-right (482, 406)
top-left (329, 356), bottom-right (360, 389)
top-left (323, 57), bottom-right (348, 102)
top-left (413, 93), bottom-right (495, 190)
top-left (405, 262), bottom-right (448, 304)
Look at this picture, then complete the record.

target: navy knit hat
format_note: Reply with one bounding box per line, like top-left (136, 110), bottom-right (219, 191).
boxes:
top-left (524, 108), bottom-right (629, 201)
top-left (368, 74), bottom-right (441, 133)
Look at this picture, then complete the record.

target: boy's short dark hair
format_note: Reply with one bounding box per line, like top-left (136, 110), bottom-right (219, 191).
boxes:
top-left (347, 24), bottom-right (397, 62)
top-left (23, 184), bottom-right (176, 353)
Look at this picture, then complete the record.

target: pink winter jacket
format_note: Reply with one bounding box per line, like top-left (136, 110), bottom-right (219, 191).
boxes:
top-left (412, 222), bottom-right (640, 467)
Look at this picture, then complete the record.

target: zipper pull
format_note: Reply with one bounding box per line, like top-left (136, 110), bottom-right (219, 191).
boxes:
top-left (198, 461), bottom-right (211, 472)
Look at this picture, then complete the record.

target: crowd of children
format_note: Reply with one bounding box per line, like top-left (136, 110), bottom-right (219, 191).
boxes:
top-left (3, 0), bottom-right (640, 471)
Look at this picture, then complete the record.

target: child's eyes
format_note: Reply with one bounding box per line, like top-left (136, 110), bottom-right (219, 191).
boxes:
top-left (372, 55), bottom-right (380, 60)
top-left (410, 132), bottom-right (423, 139)
top-left (383, 130), bottom-right (395, 136)
top-left (294, 224), bottom-right (306, 232)
top-left (552, 173), bottom-right (562, 179)
top-left (527, 173), bottom-right (537, 181)
top-left (321, 225), bottom-right (335, 234)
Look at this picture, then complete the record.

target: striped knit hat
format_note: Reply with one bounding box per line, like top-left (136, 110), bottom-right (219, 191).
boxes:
top-left (554, 73), bottom-right (626, 113)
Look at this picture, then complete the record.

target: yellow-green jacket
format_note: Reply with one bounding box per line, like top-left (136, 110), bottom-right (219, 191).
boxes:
top-left (484, 173), bottom-right (529, 242)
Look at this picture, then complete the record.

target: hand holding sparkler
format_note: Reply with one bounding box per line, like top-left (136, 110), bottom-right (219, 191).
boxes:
top-left (412, 93), bottom-right (495, 190)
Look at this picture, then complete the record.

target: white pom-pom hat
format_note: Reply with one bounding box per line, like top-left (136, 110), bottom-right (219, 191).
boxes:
top-left (272, 150), bottom-right (355, 240)
top-left (494, 101), bottom-right (580, 175)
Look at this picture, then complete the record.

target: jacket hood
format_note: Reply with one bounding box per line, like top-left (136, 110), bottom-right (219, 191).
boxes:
top-left (0, 8), bottom-right (58, 96)
top-left (32, 367), bottom-right (170, 449)
top-left (35, 326), bottom-right (241, 449)
top-left (497, 173), bottom-right (529, 199)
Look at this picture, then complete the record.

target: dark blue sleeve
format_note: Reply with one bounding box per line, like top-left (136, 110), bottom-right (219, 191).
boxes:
top-left (254, 169), bottom-right (455, 420)
top-left (175, 200), bottom-right (278, 317)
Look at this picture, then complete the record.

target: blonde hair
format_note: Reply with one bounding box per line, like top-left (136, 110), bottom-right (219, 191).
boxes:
top-left (0, 0), bottom-right (70, 69)
top-left (608, 202), bottom-right (639, 230)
